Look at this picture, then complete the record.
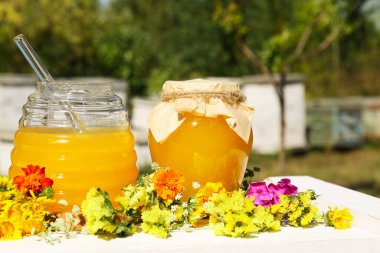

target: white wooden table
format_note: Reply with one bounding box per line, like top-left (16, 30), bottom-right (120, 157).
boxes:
top-left (1, 176), bottom-right (379, 253)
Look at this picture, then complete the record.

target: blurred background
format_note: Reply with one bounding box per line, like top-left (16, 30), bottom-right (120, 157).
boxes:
top-left (0, 0), bottom-right (380, 197)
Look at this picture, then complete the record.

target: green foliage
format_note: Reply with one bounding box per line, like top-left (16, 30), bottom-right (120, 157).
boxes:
top-left (213, 0), bottom-right (348, 72)
top-left (241, 166), bottom-right (261, 191)
top-left (0, 0), bottom-right (102, 76)
top-left (0, 0), bottom-right (379, 97)
top-left (41, 187), bottom-right (54, 199)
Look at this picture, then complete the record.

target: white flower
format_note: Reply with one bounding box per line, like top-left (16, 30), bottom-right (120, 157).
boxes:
top-left (170, 214), bottom-right (176, 222)
top-left (183, 209), bottom-right (189, 218)
top-left (181, 223), bottom-right (193, 232)
top-left (72, 205), bottom-right (81, 215)
top-left (150, 162), bottom-right (160, 171)
top-left (65, 213), bottom-right (73, 222)
top-left (192, 181), bottom-right (201, 189)
top-left (58, 199), bottom-right (68, 206)
top-left (181, 202), bottom-right (188, 208)
top-left (72, 218), bottom-right (81, 227)
top-left (171, 205), bottom-right (178, 212)
top-left (175, 193), bottom-right (183, 201)
top-left (50, 218), bottom-right (66, 231)
top-left (81, 226), bottom-right (89, 235)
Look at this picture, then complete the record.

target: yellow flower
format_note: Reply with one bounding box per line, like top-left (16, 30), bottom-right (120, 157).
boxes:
top-left (141, 205), bottom-right (171, 238)
top-left (279, 194), bottom-right (290, 207)
top-left (187, 182), bottom-right (227, 226)
top-left (0, 219), bottom-right (22, 241)
top-left (289, 198), bottom-right (299, 212)
top-left (195, 182), bottom-right (226, 206)
top-left (0, 192), bottom-right (52, 240)
top-left (205, 190), bottom-right (257, 237)
top-left (299, 191), bottom-right (312, 206)
top-left (326, 207), bottom-right (353, 229)
top-left (81, 188), bottom-right (117, 234)
top-left (268, 191), bottom-right (321, 227)
top-left (116, 185), bottom-right (148, 210)
top-left (0, 176), bottom-right (18, 201)
top-left (19, 196), bottom-right (52, 235)
top-left (189, 207), bottom-right (207, 227)
top-left (253, 205), bottom-right (280, 232)
top-left (172, 205), bottom-right (185, 222)
top-left (0, 176), bottom-right (15, 191)
top-left (288, 207), bottom-right (304, 223)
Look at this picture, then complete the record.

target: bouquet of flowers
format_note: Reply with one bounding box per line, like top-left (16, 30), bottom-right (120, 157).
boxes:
top-left (0, 163), bottom-right (353, 241)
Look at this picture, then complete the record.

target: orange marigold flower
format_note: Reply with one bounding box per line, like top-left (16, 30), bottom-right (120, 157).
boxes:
top-left (152, 168), bottom-right (184, 200)
top-left (12, 165), bottom-right (53, 195)
top-left (195, 182), bottom-right (226, 205)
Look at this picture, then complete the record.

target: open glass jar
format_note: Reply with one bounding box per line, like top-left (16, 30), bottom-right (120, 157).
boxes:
top-left (148, 79), bottom-right (254, 198)
top-left (9, 81), bottom-right (138, 212)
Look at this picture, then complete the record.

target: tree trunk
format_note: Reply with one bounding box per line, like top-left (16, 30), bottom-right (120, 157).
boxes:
top-left (236, 39), bottom-right (288, 174)
top-left (278, 72), bottom-right (287, 175)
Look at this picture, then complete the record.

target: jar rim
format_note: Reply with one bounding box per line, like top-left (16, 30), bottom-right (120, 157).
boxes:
top-left (37, 81), bottom-right (112, 87)
top-left (36, 81), bottom-right (113, 93)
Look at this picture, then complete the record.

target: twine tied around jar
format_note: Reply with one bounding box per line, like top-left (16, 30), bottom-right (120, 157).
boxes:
top-left (161, 90), bottom-right (246, 105)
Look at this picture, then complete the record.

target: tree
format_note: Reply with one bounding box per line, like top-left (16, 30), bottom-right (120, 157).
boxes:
top-left (213, 0), bottom-right (350, 174)
top-left (102, 0), bottom-right (254, 95)
top-left (0, 0), bottom-right (379, 100)
top-left (0, 0), bottom-right (101, 76)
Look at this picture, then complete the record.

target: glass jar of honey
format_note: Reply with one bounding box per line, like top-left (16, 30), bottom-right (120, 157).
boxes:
top-left (148, 79), bottom-right (254, 198)
top-left (9, 81), bottom-right (138, 212)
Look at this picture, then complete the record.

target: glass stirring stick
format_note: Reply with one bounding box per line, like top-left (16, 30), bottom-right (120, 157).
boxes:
top-left (14, 34), bottom-right (54, 82)
top-left (13, 34), bottom-right (83, 132)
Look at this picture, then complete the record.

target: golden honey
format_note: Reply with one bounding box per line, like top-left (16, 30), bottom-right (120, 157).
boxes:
top-left (10, 126), bottom-right (138, 212)
top-left (149, 114), bottom-right (253, 199)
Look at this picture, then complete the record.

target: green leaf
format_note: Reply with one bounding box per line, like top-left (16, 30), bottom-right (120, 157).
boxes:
top-left (40, 187), bottom-right (54, 198)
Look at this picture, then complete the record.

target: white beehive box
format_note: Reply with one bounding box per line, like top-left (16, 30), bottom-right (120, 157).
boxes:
top-left (130, 97), bottom-right (160, 166)
top-left (0, 74), bottom-right (37, 176)
top-left (362, 97), bottom-right (380, 139)
top-left (0, 74), bottom-right (37, 141)
top-left (0, 140), bottom-right (13, 176)
top-left (131, 97), bottom-right (158, 131)
top-left (242, 83), bottom-right (306, 153)
top-left (209, 74), bottom-right (306, 154)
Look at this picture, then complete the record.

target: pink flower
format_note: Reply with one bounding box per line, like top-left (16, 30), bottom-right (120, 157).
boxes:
top-left (254, 192), bottom-right (274, 207)
top-left (267, 184), bottom-right (281, 204)
top-left (276, 178), bottom-right (298, 195)
top-left (247, 182), bottom-right (268, 197)
top-left (247, 178), bottom-right (298, 207)
top-left (247, 182), bottom-right (274, 207)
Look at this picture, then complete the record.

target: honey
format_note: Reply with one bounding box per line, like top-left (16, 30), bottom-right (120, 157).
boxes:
top-left (149, 113), bottom-right (253, 199)
top-left (9, 126), bottom-right (138, 212)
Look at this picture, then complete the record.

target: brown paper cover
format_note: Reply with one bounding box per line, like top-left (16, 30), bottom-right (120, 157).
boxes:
top-left (148, 79), bottom-right (254, 143)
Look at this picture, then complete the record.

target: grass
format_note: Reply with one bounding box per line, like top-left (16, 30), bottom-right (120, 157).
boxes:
top-left (247, 141), bottom-right (380, 197)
